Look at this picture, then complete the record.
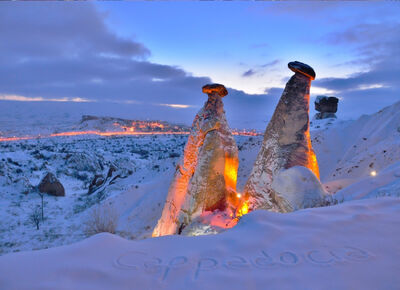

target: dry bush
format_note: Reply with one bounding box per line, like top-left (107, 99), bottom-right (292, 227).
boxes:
top-left (29, 207), bottom-right (41, 230)
top-left (84, 203), bottom-right (118, 236)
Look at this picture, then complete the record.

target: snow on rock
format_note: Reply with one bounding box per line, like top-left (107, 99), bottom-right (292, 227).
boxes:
top-left (153, 84), bottom-right (239, 236)
top-left (243, 61), bottom-right (319, 212)
top-left (0, 197), bottom-right (399, 289)
top-left (271, 166), bottom-right (327, 211)
top-left (65, 152), bottom-right (104, 173)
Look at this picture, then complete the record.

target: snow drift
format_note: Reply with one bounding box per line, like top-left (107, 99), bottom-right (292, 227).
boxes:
top-left (0, 197), bottom-right (399, 289)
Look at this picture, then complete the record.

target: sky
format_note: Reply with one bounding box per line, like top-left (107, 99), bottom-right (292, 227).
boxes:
top-left (0, 1), bottom-right (399, 129)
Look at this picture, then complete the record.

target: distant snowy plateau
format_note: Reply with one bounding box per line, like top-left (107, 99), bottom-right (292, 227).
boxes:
top-left (0, 101), bottom-right (399, 289)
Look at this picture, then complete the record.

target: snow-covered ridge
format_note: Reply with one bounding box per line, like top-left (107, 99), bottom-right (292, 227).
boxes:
top-left (0, 115), bottom-right (190, 140)
top-left (0, 114), bottom-right (260, 142)
top-left (73, 115), bottom-right (189, 133)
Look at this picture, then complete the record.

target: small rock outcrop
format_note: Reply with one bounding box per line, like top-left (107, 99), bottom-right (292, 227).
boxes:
top-left (314, 95), bottom-right (339, 119)
top-left (87, 165), bottom-right (118, 195)
top-left (38, 173), bottom-right (65, 196)
top-left (153, 84), bottom-right (239, 237)
top-left (242, 61), bottom-right (320, 212)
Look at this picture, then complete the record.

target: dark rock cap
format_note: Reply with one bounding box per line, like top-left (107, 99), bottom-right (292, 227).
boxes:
top-left (315, 95), bottom-right (339, 113)
top-left (288, 61), bottom-right (316, 80)
top-left (202, 84), bottom-right (228, 97)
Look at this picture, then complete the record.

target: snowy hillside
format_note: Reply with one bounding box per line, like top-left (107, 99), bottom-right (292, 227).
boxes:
top-left (311, 101), bottom-right (400, 200)
top-left (0, 112), bottom-right (189, 140)
top-left (0, 134), bottom-right (259, 254)
top-left (0, 101), bottom-right (399, 288)
top-left (72, 115), bottom-right (189, 134)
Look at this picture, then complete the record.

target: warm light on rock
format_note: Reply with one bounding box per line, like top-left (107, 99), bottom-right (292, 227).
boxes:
top-left (242, 61), bottom-right (320, 212)
top-left (224, 155), bottom-right (239, 192)
top-left (153, 84), bottom-right (239, 237)
top-left (237, 201), bottom-right (249, 217)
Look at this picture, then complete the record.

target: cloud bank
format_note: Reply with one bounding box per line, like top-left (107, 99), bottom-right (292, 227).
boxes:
top-left (0, 2), bottom-right (398, 130)
top-left (0, 2), bottom-right (280, 129)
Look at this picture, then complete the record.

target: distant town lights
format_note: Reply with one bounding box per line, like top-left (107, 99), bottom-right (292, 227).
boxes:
top-left (370, 170), bottom-right (377, 177)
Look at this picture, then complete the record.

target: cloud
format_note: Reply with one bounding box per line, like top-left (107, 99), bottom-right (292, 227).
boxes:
top-left (224, 88), bottom-right (282, 129)
top-left (3, 2), bottom-right (396, 130)
top-left (260, 59), bottom-right (280, 68)
top-left (158, 104), bottom-right (195, 109)
top-left (0, 3), bottom-right (150, 60)
top-left (241, 59), bottom-right (280, 78)
top-left (0, 94), bottom-right (92, 103)
top-left (0, 2), bottom-right (280, 129)
top-left (0, 2), bottom-right (210, 106)
top-left (312, 21), bottom-right (400, 118)
top-left (242, 69), bottom-right (256, 78)
top-left (264, 87), bottom-right (284, 96)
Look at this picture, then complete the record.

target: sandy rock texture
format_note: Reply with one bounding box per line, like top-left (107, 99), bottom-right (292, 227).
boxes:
top-left (153, 84), bottom-right (239, 236)
top-left (242, 61), bottom-right (320, 212)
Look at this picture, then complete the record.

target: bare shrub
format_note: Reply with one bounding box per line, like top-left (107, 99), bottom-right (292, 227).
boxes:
top-left (84, 203), bottom-right (118, 236)
top-left (29, 207), bottom-right (41, 230)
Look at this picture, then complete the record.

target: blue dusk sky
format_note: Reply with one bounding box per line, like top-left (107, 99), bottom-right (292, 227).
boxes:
top-left (0, 1), bottom-right (399, 129)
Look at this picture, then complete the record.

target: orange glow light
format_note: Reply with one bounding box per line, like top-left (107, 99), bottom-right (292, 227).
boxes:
top-left (0, 129), bottom-right (259, 142)
top-left (224, 155), bottom-right (239, 190)
top-left (237, 201), bottom-right (249, 217)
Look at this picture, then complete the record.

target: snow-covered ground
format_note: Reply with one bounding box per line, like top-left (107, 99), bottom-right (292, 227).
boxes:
top-left (1, 197), bottom-right (399, 289)
top-left (310, 101), bottom-right (400, 201)
top-left (0, 101), bottom-right (399, 288)
top-left (0, 133), bottom-right (259, 254)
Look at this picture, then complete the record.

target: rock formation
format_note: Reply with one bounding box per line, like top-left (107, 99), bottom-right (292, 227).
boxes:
top-left (153, 84), bottom-right (239, 236)
top-left (314, 95), bottom-right (339, 119)
top-left (271, 166), bottom-right (327, 211)
top-left (241, 61), bottom-right (320, 212)
top-left (87, 165), bottom-right (117, 195)
top-left (38, 172), bottom-right (65, 196)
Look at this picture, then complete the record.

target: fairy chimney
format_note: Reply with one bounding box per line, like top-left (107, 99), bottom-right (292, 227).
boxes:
top-left (241, 61), bottom-right (320, 213)
top-left (153, 84), bottom-right (239, 236)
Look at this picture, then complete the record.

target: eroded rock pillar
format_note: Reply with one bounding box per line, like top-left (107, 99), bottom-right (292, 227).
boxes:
top-left (242, 61), bottom-right (320, 212)
top-left (153, 84), bottom-right (239, 236)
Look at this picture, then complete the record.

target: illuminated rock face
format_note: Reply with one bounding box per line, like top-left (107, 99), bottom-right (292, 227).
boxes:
top-left (242, 61), bottom-right (320, 212)
top-left (153, 84), bottom-right (239, 236)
